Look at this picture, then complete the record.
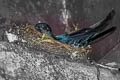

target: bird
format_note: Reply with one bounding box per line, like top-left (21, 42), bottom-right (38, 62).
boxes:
top-left (35, 9), bottom-right (116, 48)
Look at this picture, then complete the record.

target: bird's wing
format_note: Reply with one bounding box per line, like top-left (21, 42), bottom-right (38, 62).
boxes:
top-left (69, 28), bottom-right (91, 36)
top-left (67, 32), bottom-right (94, 45)
top-left (88, 26), bottom-right (116, 44)
top-left (67, 26), bottom-right (116, 46)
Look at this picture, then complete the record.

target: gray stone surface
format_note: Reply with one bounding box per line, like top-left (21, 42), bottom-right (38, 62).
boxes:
top-left (100, 43), bottom-right (120, 64)
top-left (0, 42), bottom-right (120, 80)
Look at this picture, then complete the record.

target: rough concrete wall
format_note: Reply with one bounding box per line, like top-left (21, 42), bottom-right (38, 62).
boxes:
top-left (82, 0), bottom-right (120, 61)
top-left (0, 42), bottom-right (120, 80)
top-left (0, 0), bottom-right (120, 62)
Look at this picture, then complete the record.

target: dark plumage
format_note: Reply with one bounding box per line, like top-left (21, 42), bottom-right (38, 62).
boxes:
top-left (35, 9), bottom-right (116, 48)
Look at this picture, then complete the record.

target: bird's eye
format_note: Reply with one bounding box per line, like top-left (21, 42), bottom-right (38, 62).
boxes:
top-left (46, 27), bottom-right (49, 31)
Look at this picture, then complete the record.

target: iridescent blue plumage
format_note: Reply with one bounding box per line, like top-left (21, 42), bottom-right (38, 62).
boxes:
top-left (35, 9), bottom-right (116, 48)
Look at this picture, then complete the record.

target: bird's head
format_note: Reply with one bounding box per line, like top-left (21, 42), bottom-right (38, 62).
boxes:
top-left (35, 23), bottom-right (52, 35)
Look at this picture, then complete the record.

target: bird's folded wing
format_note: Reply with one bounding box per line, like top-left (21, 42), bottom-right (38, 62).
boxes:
top-left (69, 28), bottom-right (91, 36)
top-left (88, 27), bottom-right (116, 44)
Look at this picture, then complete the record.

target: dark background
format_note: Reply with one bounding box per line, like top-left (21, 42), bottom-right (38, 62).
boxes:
top-left (0, 0), bottom-right (120, 62)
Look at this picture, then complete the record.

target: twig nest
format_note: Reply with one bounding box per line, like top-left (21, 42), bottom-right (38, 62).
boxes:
top-left (9, 23), bottom-right (92, 61)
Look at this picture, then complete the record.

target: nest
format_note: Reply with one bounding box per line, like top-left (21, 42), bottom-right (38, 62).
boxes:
top-left (9, 23), bottom-right (92, 60)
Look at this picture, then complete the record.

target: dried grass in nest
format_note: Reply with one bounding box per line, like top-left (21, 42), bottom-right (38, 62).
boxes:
top-left (10, 23), bottom-right (92, 60)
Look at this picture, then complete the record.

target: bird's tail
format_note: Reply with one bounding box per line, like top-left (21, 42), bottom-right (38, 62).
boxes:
top-left (69, 9), bottom-right (115, 36)
top-left (89, 9), bottom-right (115, 33)
top-left (88, 26), bottom-right (116, 44)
